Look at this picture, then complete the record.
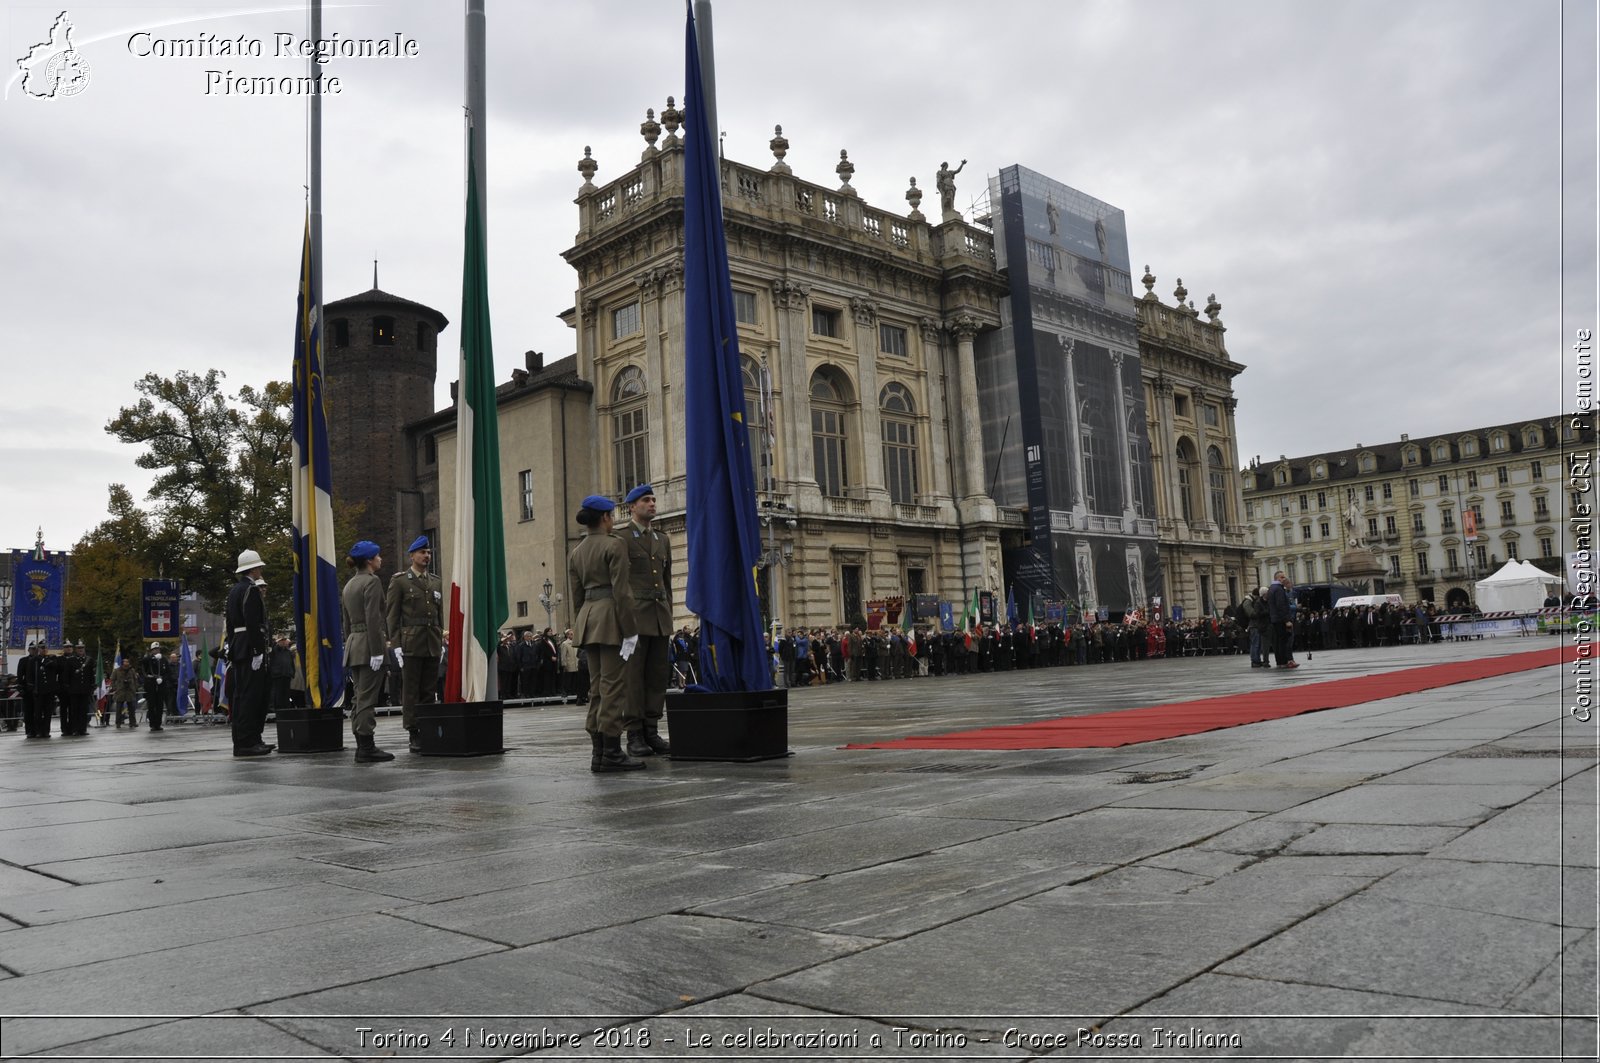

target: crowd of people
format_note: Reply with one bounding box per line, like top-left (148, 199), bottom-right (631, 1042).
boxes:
top-left (755, 577), bottom-right (1509, 688)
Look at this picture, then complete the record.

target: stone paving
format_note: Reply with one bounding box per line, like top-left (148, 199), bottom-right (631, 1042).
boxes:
top-left (0, 636), bottom-right (1593, 1061)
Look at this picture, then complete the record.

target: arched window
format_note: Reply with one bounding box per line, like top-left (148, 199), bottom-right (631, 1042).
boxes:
top-left (810, 369), bottom-right (850, 497)
top-left (611, 366), bottom-right (648, 497)
top-left (1311, 460), bottom-right (1327, 480)
top-left (1523, 424), bottom-right (1542, 448)
top-left (1459, 435), bottom-right (1479, 458)
top-left (742, 356), bottom-right (769, 491)
top-left (372, 315), bottom-right (396, 346)
top-left (880, 382), bottom-right (919, 505)
top-left (1432, 441), bottom-right (1451, 461)
top-left (330, 318), bottom-right (350, 349)
top-left (1207, 445), bottom-right (1229, 525)
top-left (1176, 438), bottom-right (1198, 524)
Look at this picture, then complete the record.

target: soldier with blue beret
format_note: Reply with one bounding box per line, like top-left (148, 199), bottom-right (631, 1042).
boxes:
top-left (568, 494), bottom-right (644, 772)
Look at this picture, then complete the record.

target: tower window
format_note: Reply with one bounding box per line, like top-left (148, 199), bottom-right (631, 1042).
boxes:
top-left (373, 315), bottom-right (396, 346)
top-left (330, 318), bottom-right (350, 349)
top-left (418, 323), bottom-right (435, 352)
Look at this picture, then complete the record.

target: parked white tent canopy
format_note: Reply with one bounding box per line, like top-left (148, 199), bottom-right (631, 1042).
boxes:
top-left (1473, 560), bottom-right (1553, 613)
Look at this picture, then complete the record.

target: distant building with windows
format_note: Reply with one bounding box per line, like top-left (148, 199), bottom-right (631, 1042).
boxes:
top-left (1241, 416), bottom-right (1591, 610)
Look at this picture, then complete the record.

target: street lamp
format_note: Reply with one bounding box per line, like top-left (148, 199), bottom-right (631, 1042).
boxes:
top-left (539, 578), bottom-right (554, 631)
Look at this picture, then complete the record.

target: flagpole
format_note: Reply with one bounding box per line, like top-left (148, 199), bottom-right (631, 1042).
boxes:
top-left (308, 0), bottom-right (322, 298)
top-left (693, 0), bottom-right (718, 158)
top-left (466, 0), bottom-right (487, 238)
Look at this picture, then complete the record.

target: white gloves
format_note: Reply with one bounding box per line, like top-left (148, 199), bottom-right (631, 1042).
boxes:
top-left (251, 654), bottom-right (264, 671)
top-left (620, 635), bottom-right (639, 661)
top-left (394, 647), bottom-right (405, 667)
top-left (155, 678), bottom-right (163, 686)
top-left (369, 655), bottom-right (383, 672)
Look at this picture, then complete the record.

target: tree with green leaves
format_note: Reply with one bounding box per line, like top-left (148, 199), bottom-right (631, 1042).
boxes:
top-left (104, 369), bottom-right (294, 617)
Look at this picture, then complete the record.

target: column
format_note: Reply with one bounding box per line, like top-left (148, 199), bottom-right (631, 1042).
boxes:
top-left (1193, 386), bottom-right (1216, 526)
top-left (1152, 376), bottom-right (1180, 527)
top-left (920, 317), bottom-right (953, 507)
top-left (1057, 335), bottom-right (1087, 514)
top-left (772, 280), bottom-right (815, 495)
top-left (1109, 349), bottom-right (1136, 522)
top-left (949, 314), bottom-right (987, 502)
top-left (851, 297), bottom-right (888, 504)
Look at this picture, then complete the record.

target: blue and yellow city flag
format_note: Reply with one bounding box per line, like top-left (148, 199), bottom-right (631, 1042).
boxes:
top-left (290, 216), bottom-right (346, 709)
top-left (681, 5), bottom-right (769, 692)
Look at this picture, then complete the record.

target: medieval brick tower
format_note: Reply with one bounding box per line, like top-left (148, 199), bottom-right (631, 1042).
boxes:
top-left (322, 285), bottom-right (449, 557)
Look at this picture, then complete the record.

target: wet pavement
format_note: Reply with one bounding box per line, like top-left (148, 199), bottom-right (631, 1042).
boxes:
top-left (0, 635), bottom-right (1593, 1061)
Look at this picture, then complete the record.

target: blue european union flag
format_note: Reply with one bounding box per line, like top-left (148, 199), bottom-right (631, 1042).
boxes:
top-left (291, 218), bottom-right (346, 709)
top-left (681, 7), bottom-right (769, 693)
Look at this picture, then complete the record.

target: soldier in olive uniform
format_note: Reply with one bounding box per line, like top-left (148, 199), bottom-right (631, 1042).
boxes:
top-left (569, 494), bottom-right (643, 773)
top-left (385, 535), bottom-right (443, 753)
top-left (342, 539), bottom-right (394, 762)
top-left (111, 656), bottom-right (139, 728)
top-left (619, 484), bottom-right (672, 756)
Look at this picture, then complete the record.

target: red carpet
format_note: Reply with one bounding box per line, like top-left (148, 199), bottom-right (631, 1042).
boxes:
top-left (845, 645), bottom-right (1574, 751)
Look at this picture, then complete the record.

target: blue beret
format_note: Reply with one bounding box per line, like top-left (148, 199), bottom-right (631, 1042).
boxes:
top-left (580, 494), bottom-right (615, 513)
top-left (407, 535), bottom-right (430, 553)
top-left (348, 539), bottom-right (380, 559)
top-left (624, 483), bottom-right (654, 505)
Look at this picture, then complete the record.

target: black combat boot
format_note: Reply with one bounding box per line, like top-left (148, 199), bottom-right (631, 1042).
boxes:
top-left (587, 730), bottom-right (604, 771)
top-left (408, 728), bottom-right (421, 753)
top-left (641, 720), bottom-right (671, 755)
top-left (596, 733), bottom-right (645, 773)
top-left (625, 729), bottom-right (654, 757)
top-left (354, 732), bottom-right (395, 762)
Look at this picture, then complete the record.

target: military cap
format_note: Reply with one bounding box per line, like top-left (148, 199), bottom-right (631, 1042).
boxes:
top-left (348, 540), bottom-right (380, 560)
top-left (407, 535), bottom-right (430, 553)
top-left (624, 483), bottom-right (654, 505)
top-left (579, 494), bottom-right (615, 512)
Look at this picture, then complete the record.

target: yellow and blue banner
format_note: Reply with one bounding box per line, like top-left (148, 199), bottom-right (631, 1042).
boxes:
top-left (290, 216), bottom-right (345, 709)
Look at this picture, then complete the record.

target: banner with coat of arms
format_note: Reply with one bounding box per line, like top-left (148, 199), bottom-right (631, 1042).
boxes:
top-left (10, 550), bottom-right (65, 648)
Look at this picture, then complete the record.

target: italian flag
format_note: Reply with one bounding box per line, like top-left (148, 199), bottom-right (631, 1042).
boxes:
top-left (444, 125), bottom-right (509, 704)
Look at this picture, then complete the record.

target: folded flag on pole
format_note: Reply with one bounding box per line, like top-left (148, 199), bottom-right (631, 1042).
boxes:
top-left (444, 123), bottom-right (509, 704)
top-left (681, 5), bottom-right (769, 693)
top-left (290, 215), bottom-right (346, 710)
top-left (176, 632), bottom-right (193, 717)
top-left (94, 644), bottom-right (108, 713)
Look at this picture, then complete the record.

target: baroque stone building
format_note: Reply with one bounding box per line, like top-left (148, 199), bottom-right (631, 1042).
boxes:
top-left (1241, 415), bottom-right (1591, 611)
top-left (1135, 268), bottom-right (1254, 615)
top-left (406, 109), bottom-right (1251, 631)
top-left (560, 113), bottom-right (1011, 632)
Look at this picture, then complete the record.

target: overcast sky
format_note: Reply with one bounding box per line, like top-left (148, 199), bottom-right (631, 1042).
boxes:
top-left (2, 0), bottom-right (1594, 555)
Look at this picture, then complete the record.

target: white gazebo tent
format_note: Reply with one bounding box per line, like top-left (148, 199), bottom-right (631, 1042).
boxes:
top-left (1473, 560), bottom-right (1558, 613)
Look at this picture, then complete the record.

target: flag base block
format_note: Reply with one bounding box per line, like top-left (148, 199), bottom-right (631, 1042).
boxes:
top-left (415, 700), bottom-right (504, 756)
top-left (665, 688), bottom-right (790, 761)
top-left (273, 708), bottom-right (345, 754)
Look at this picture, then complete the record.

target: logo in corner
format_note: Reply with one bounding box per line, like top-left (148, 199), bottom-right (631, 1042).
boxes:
top-left (16, 10), bottom-right (91, 99)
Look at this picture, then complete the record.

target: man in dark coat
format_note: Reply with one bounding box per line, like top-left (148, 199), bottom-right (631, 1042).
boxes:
top-left (1266, 570), bottom-right (1299, 669)
top-left (225, 549), bottom-right (273, 756)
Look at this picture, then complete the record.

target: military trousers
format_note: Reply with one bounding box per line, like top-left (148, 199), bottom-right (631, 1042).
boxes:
top-left (349, 663), bottom-right (384, 737)
top-left (582, 643), bottom-right (627, 737)
top-left (399, 653), bottom-right (439, 731)
top-left (229, 660), bottom-right (269, 750)
top-left (621, 632), bottom-right (670, 730)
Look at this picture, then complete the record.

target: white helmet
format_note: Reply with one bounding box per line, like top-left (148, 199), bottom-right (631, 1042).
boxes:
top-left (236, 548), bottom-right (266, 573)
